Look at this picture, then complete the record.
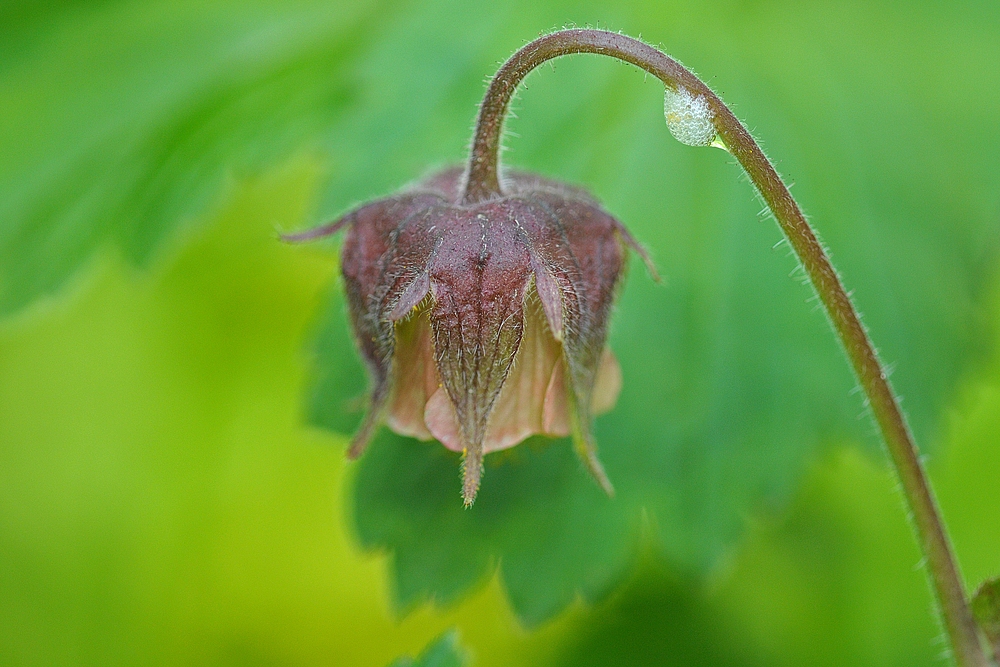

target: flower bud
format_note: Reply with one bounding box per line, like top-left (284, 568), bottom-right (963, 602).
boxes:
top-left (286, 167), bottom-right (654, 505)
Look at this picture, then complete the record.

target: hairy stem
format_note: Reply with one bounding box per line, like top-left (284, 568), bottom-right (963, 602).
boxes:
top-left (464, 28), bottom-right (992, 667)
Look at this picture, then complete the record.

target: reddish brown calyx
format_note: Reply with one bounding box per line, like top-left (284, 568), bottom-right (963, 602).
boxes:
top-left (285, 167), bottom-right (655, 505)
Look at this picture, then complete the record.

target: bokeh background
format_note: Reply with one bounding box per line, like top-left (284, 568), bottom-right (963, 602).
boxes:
top-left (2, 1), bottom-right (999, 665)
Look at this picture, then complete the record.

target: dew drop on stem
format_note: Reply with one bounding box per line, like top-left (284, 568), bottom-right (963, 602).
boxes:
top-left (664, 86), bottom-right (723, 148)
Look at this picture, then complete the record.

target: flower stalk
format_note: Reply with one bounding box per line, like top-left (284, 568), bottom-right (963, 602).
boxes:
top-left (464, 29), bottom-right (992, 667)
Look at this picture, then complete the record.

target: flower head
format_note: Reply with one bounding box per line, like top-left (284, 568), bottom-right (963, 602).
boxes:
top-left (286, 167), bottom-right (654, 505)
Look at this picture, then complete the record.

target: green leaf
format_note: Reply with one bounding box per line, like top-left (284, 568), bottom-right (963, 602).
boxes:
top-left (353, 430), bottom-right (636, 626)
top-left (0, 0), bottom-right (376, 314)
top-left (389, 630), bottom-right (467, 667)
top-left (550, 563), bottom-right (768, 667)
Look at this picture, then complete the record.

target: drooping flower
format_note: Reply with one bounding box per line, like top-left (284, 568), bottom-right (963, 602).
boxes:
top-left (285, 167), bottom-right (655, 505)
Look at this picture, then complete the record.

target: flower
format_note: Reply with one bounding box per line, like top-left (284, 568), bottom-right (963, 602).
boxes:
top-left (285, 167), bottom-right (654, 505)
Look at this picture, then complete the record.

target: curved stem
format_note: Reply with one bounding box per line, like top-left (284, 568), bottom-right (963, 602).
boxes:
top-left (464, 29), bottom-right (992, 667)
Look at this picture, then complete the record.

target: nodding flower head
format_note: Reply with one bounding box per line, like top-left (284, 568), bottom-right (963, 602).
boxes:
top-left (286, 167), bottom-right (655, 506)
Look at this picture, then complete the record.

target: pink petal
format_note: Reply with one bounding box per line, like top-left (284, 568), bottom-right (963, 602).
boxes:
top-left (424, 387), bottom-right (462, 452)
top-left (591, 347), bottom-right (623, 415)
top-left (386, 311), bottom-right (438, 441)
top-left (422, 299), bottom-right (622, 453)
top-left (543, 347), bottom-right (622, 437)
top-left (542, 360), bottom-right (569, 437)
top-left (476, 300), bottom-right (563, 453)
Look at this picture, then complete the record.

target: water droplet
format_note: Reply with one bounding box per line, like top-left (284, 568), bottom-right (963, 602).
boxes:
top-left (709, 136), bottom-right (729, 152)
top-left (664, 87), bottom-right (717, 147)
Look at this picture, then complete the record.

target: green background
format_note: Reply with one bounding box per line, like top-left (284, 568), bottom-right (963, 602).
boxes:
top-left (1, 0), bottom-right (998, 665)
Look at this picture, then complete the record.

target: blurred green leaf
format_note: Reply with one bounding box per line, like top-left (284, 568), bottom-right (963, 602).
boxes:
top-left (552, 563), bottom-right (768, 667)
top-left (546, 295), bottom-right (1000, 667)
top-left (352, 430), bottom-right (636, 626)
top-left (389, 630), bottom-right (467, 667)
top-left (0, 0), bottom-right (375, 313)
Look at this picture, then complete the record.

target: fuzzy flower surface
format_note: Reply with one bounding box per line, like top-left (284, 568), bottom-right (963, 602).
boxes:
top-left (286, 167), bottom-right (654, 505)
